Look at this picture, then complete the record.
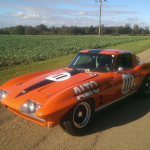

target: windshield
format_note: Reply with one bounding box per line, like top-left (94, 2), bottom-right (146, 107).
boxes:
top-left (68, 52), bottom-right (116, 72)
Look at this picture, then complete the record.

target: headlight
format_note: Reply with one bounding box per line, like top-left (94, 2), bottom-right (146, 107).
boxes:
top-left (19, 100), bottom-right (42, 113)
top-left (0, 90), bottom-right (9, 101)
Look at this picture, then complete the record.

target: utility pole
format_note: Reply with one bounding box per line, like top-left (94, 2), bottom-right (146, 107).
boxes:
top-left (95, 0), bottom-right (107, 39)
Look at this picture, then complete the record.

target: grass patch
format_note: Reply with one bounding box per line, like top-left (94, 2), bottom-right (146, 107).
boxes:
top-left (0, 39), bottom-right (150, 86)
top-left (0, 54), bottom-right (75, 86)
top-left (106, 39), bottom-right (150, 54)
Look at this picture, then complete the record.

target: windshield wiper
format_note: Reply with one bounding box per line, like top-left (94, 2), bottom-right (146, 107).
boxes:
top-left (73, 68), bottom-right (90, 73)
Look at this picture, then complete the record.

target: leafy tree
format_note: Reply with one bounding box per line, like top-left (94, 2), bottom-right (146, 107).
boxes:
top-left (124, 23), bottom-right (132, 34)
top-left (133, 24), bottom-right (139, 34)
top-left (145, 26), bottom-right (149, 34)
top-left (35, 24), bottom-right (48, 34)
top-left (13, 25), bottom-right (25, 35)
top-left (25, 26), bottom-right (37, 35)
top-left (4, 30), bottom-right (9, 34)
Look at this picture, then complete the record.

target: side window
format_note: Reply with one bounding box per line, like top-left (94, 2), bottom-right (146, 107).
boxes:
top-left (124, 54), bottom-right (133, 69)
top-left (114, 54), bottom-right (133, 71)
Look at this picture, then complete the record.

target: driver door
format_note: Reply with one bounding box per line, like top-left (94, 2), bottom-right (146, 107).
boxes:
top-left (112, 53), bottom-right (140, 99)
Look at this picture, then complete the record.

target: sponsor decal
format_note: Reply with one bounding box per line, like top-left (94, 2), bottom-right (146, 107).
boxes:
top-left (73, 81), bottom-right (99, 100)
top-left (122, 73), bottom-right (134, 94)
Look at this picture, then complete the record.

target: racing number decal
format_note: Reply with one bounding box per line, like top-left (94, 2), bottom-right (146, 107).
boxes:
top-left (122, 73), bottom-right (134, 94)
top-left (46, 72), bottom-right (71, 81)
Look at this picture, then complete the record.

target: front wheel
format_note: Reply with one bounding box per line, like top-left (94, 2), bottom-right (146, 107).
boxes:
top-left (139, 74), bottom-right (150, 98)
top-left (60, 99), bottom-right (95, 136)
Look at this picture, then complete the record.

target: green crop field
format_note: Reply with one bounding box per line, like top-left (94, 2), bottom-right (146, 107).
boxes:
top-left (1, 35), bottom-right (150, 67)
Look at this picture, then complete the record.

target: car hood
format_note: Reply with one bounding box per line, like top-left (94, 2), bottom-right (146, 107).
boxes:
top-left (1, 69), bottom-right (97, 107)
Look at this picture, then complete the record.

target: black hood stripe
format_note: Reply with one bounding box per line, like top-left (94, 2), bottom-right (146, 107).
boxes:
top-left (15, 79), bottom-right (54, 98)
top-left (68, 69), bottom-right (80, 76)
top-left (15, 69), bottom-right (80, 98)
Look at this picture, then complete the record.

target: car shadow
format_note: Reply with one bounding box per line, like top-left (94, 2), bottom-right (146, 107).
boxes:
top-left (84, 94), bottom-right (150, 136)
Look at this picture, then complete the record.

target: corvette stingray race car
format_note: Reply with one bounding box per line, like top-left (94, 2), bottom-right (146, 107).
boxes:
top-left (1, 49), bottom-right (150, 136)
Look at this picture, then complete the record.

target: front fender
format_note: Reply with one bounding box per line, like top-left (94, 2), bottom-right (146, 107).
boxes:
top-left (0, 69), bottom-right (56, 89)
top-left (36, 87), bottom-right (78, 120)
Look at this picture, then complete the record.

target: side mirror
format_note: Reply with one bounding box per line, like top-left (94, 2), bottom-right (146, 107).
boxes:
top-left (117, 67), bottom-right (124, 73)
top-left (136, 56), bottom-right (140, 63)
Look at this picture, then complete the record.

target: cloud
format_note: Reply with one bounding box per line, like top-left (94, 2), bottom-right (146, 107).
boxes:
top-left (78, 11), bottom-right (84, 16)
top-left (0, 0), bottom-right (98, 9)
top-left (126, 17), bottom-right (139, 21)
top-left (0, 2), bottom-right (140, 18)
top-left (0, 1), bottom-right (147, 28)
top-left (13, 12), bottom-right (23, 17)
top-left (13, 12), bottom-right (39, 19)
top-left (103, 10), bottom-right (140, 14)
top-left (0, 14), bottom-right (148, 29)
top-left (109, 17), bottom-right (115, 20)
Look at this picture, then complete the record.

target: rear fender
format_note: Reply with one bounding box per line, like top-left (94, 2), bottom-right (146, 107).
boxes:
top-left (136, 62), bottom-right (150, 88)
top-left (139, 63), bottom-right (150, 75)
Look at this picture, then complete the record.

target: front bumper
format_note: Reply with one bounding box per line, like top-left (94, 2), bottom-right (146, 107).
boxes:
top-left (1, 102), bottom-right (60, 128)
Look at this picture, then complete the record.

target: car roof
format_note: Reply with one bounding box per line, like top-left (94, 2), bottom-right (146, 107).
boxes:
top-left (79, 49), bottom-right (134, 55)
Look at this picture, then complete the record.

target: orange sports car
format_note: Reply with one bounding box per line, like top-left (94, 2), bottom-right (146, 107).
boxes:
top-left (0, 49), bottom-right (150, 136)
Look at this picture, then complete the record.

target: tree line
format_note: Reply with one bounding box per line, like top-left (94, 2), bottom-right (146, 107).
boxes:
top-left (0, 23), bottom-right (149, 35)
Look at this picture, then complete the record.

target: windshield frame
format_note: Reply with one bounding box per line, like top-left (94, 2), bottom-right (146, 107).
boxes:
top-left (67, 52), bottom-right (116, 73)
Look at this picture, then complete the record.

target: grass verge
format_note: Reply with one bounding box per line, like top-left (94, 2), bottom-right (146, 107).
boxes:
top-left (106, 39), bottom-right (150, 54)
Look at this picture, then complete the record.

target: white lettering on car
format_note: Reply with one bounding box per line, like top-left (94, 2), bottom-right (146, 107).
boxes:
top-left (73, 81), bottom-right (99, 100)
top-left (122, 73), bottom-right (134, 94)
top-left (46, 72), bottom-right (71, 81)
top-left (90, 81), bottom-right (99, 93)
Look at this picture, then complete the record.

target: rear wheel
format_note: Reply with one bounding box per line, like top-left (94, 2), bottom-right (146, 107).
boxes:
top-left (139, 74), bottom-right (150, 98)
top-left (60, 99), bottom-right (95, 136)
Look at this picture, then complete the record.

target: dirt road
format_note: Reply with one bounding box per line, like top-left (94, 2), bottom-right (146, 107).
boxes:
top-left (1, 49), bottom-right (150, 150)
top-left (137, 48), bottom-right (150, 62)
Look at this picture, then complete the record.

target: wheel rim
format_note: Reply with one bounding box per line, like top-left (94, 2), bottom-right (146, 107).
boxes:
top-left (145, 77), bottom-right (150, 94)
top-left (73, 102), bottom-right (91, 128)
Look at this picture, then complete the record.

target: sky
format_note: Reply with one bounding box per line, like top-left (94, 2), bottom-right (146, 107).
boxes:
top-left (0, 0), bottom-right (150, 28)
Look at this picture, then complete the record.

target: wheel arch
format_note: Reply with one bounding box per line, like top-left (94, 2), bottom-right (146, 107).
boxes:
top-left (139, 73), bottom-right (150, 88)
top-left (60, 97), bottom-right (95, 121)
top-left (59, 96), bottom-right (95, 135)
top-left (138, 73), bottom-right (150, 98)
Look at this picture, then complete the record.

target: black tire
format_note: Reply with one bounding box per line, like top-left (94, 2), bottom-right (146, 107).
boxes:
top-left (60, 99), bottom-right (95, 136)
top-left (139, 74), bottom-right (150, 98)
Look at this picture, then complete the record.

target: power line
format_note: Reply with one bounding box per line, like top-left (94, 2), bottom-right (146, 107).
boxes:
top-left (102, 3), bottom-right (124, 16)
